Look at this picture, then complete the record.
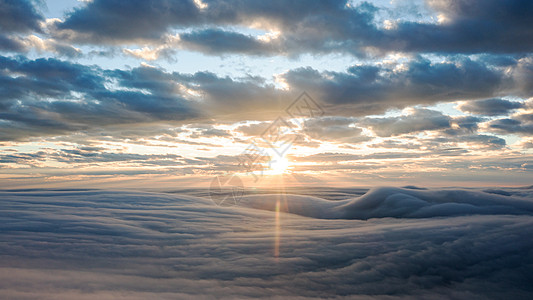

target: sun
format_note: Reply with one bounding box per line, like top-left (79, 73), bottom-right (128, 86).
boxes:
top-left (268, 156), bottom-right (291, 175)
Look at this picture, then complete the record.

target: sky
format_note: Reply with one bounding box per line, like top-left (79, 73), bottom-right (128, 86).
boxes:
top-left (1, 2), bottom-right (533, 298)
top-left (1, 0), bottom-right (532, 189)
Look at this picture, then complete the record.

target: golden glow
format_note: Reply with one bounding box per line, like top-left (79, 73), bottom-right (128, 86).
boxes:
top-left (193, 0), bottom-right (208, 9)
top-left (267, 156), bottom-right (291, 175)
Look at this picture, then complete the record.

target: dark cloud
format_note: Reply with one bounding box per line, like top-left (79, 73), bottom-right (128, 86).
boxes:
top-left (56, 149), bottom-right (185, 165)
top-left (0, 0), bottom-right (43, 33)
top-left (179, 29), bottom-right (279, 56)
top-left (458, 98), bottom-right (525, 116)
top-left (381, 0), bottom-right (533, 54)
top-left (392, 132), bottom-right (507, 150)
top-left (1, 54), bottom-right (287, 140)
top-left (0, 54), bottom-right (531, 144)
top-left (34, 38), bottom-right (82, 58)
top-left (291, 152), bottom-right (423, 163)
top-left (0, 34), bottom-right (82, 57)
top-left (362, 109), bottom-right (451, 137)
top-left (188, 126), bottom-right (232, 138)
top-left (302, 116), bottom-right (370, 143)
top-left (0, 148), bottom-right (186, 167)
top-left (487, 112), bottom-right (533, 135)
top-left (456, 134), bottom-right (507, 149)
top-left (284, 58), bottom-right (504, 115)
top-left (450, 116), bottom-right (484, 133)
top-left (110, 66), bottom-right (284, 119)
top-left (0, 1), bottom-right (45, 54)
top-left (368, 139), bottom-right (423, 150)
top-left (57, 0), bottom-right (200, 42)
top-left (477, 54), bottom-right (520, 67)
top-left (0, 35), bottom-right (26, 52)
top-left (438, 115), bottom-right (485, 137)
top-left (50, 0), bottom-right (533, 57)
top-left (55, 0), bottom-right (377, 56)
top-left (174, 1), bottom-right (378, 56)
top-left (0, 56), bottom-right (197, 140)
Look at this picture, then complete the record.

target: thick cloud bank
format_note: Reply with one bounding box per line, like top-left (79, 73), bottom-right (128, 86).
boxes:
top-left (0, 188), bottom-right (532, 299)
top-left (240, 187), bottom-right (533, 219)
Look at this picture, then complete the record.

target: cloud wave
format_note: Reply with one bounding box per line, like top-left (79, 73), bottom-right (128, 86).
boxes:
top-left (0, 188), bottom-right (532, 299)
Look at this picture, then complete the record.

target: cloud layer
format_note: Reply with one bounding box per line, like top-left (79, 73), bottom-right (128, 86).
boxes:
top-left (47, 0), bottom-right (533, 57)
top-left (0, 188), bottom-right (532, 299)
top-left (1, 54), bottom-right (532, 140)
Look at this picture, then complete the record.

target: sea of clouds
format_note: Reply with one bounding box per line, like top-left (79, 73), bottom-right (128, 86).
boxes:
top-left (1, 187), bottom-right (532, 299)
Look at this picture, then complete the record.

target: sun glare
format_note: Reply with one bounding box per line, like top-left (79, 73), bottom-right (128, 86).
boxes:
top-left (268, 156), bottom-right (291, 175)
